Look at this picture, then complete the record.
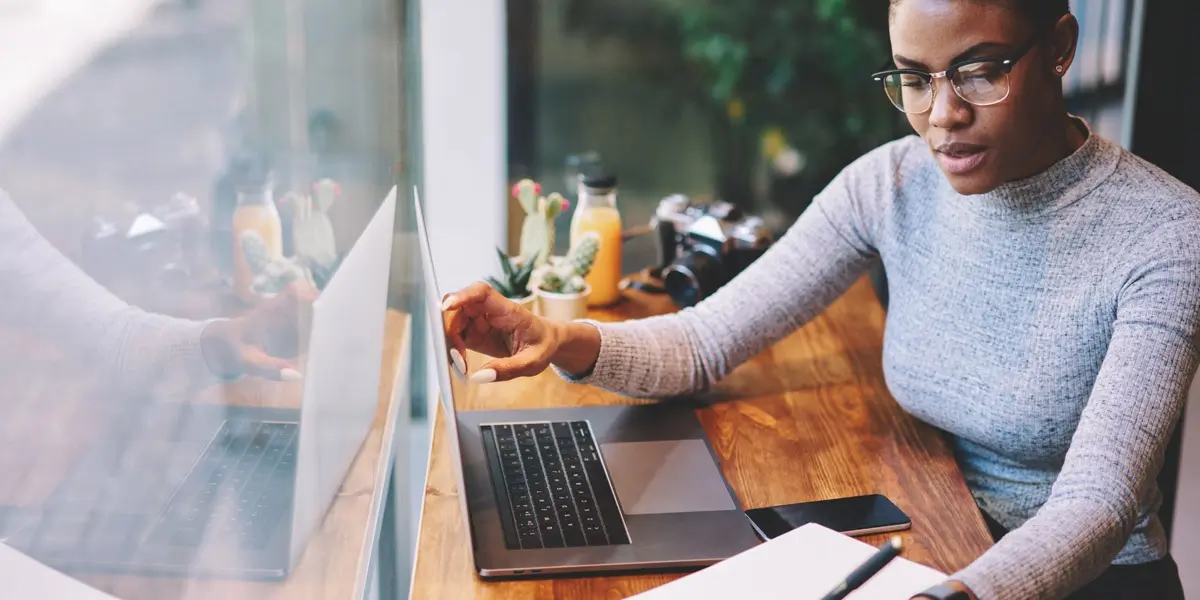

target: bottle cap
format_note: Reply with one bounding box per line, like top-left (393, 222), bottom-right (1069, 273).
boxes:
top-left (581, 170), bottom-right (617, 190)
top-left (231, 152), bottom-right (274, 192)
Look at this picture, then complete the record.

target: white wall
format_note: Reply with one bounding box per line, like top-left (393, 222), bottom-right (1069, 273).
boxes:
top-left (418, 0), bottom-right (507, 294)
top-left (1173, 373), bottom-right (1200, 595)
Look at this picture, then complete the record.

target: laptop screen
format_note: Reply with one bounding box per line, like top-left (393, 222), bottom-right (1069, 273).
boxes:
top-left (412, 187), bottom-right (474, 530)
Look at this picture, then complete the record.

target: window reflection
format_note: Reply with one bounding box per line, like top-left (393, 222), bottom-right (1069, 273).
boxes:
top-left (0, 0), bottom-right (414, 597)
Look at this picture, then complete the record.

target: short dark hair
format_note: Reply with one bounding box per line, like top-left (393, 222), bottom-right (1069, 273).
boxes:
top-left (889, 0), bottom-right (1071, 29)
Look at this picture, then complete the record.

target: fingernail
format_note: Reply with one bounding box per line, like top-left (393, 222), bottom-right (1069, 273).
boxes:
top-left (441, 295), bottom-right (457, 311)
top-left (468, 368), bottom-right (497, 384)
top-left (280, 368), bottom-right (303, 381)
top-left (449, 348), bottom-right (467, 376)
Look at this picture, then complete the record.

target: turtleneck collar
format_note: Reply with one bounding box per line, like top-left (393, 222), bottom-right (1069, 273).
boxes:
top-left (960, 116), bottom-right (1122, 221)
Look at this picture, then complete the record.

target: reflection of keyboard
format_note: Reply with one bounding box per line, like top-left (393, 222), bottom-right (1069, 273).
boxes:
top-left (481, 421), bottom-right (629, 549)
top-left (4, 419), bottom-right (298, 562)
top-left (145, 420), bottom-right (298, 550)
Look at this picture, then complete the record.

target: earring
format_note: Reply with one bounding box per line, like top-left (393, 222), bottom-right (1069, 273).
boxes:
top-left (1056, 65), bottom-right (1064, 73)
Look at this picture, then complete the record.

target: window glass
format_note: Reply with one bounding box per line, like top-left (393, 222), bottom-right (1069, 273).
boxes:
top-left (0, 0), bottom-right (421, 596)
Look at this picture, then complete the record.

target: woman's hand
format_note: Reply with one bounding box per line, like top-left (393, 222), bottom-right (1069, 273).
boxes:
top-left (201, 281), bottom-right (318, 381)
top-left (441, 282), bottom-right (560, 383)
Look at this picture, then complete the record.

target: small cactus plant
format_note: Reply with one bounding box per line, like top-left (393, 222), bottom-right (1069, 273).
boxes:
top-left (486, 247), bottom-right (538, 299)
top-left (533, 231), bottom-right (599, 295)
top-left (514, 178), bottom-right (568, 268)
top-left (240, 229), bottom-right (314, 295)
top-left (279, 178), bottom-right (340, 288)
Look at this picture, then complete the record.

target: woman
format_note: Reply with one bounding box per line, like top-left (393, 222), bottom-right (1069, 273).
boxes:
top-left (0, 191), bottom-right (312, 392)
top-left (441, 1), bottom-right (1196, 598)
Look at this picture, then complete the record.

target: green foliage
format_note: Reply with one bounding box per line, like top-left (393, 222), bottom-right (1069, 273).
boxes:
top-left (561, 0), bottom-right (907, 214)
top-left (534, 232), bottom-right (598, 294)
top-left (240, 230), bottom-right (312, 295)
top-left (486, 247), bottom-right (538, 299)
top-left (673, 1), bottom-right (897, 160)
top-left (564, 232), bottom-right (599, 278)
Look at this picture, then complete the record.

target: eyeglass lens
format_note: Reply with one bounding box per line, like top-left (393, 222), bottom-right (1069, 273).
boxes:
top-left (882, 61), bottom-right (1011, 113)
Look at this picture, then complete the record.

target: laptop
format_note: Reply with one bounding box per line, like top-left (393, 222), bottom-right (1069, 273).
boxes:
top-left (413, 188), bottom-right (759, 578)
top-left (0, 187), bottom-right (396, 581)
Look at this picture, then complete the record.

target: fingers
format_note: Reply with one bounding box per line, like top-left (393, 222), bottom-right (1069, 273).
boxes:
top-left (441, 281), bottom-right (495, 312)
top-left (442, 280), bottom-right (529, 350)
top-left (439, 285), bottom-right (550, 384)
top-left (442, 300), bottom-right (470, 373)
top-left (443, 282), bottom-right (522, 326)
top-left (471, 347), bottom-right (549, 384)
top-left (283, 278), bottom-right (320, 303)
top-left (239, 345), bottom-right (303, 381)
top-left (441, 283), bottom-right (509, 381)
top-left (448, 348), bottom-right (468, 382)
top-left (242, 280), bottom-right (317, 357)
top-left (259, 279), bottom-right (318, 317)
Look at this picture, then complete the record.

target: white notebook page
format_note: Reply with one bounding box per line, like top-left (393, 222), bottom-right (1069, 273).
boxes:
top-left (629, 523), bottom-right (947, 600)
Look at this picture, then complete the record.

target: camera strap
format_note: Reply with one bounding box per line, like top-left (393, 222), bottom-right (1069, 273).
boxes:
top-left (619, 268), bottom-right (667, 295)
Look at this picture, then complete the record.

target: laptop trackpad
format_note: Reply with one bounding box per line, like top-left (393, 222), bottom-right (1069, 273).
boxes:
top-left (600, 440), bottom-right (736, 514)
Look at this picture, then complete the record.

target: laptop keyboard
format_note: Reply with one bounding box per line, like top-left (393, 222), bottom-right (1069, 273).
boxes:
top-left (144, 420), bottom-right (298, 550)
top-left (482, 421), bottom-right (629, 549)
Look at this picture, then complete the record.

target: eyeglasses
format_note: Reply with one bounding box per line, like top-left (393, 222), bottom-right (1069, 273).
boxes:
top-left (870, 36), bottom-right (1040, 114)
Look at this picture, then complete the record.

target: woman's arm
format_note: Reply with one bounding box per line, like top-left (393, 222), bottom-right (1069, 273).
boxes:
top-left (552, 139), bottom-right (907, 397)
top-left (948, 218), bottom-right (1200, 599)
top-left (0, 192), bottom-right (219, 392)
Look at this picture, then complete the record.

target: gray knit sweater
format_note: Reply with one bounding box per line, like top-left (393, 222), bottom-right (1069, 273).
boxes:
top-left (557, 118), bottom-right (1200, 599)
top-left (0, 192), bottom-right (216, 393)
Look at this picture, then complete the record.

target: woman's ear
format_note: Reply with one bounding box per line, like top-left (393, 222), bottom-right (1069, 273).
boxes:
top-left (1050, 13), bottom-right (1080, 77)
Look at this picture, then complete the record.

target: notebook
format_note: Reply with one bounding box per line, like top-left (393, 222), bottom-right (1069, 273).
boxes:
top-left (0, 542), bottom-right (118, 599)
top-left (629, 523), bottom-right (947, 599)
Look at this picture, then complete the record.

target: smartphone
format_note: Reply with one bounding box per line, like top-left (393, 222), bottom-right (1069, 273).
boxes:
top-left (744, 493), bottom-right (911, 540)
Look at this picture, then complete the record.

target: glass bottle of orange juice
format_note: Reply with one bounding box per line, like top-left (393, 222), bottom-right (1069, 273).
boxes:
top-left (570, 171), bottom-right (622, 306)
top-left (231, 173), bottom-right (283, 303)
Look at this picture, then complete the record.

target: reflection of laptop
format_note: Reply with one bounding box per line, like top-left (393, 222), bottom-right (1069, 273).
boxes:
top-left (413, 188), bottom-right (758, 578)
top-left (0, 188), bottom-right (396, 581)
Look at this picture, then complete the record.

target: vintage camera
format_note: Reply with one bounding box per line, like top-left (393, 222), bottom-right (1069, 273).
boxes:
top-left (652, 194), bottom-right (774, 307)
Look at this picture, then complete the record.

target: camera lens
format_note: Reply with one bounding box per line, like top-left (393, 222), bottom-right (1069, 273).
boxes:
top-left (663, 249), bottom-right (724, 307)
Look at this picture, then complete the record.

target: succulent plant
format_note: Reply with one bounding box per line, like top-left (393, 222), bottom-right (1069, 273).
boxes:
top-left (513, 178), bottom-right (568, 268)
top-left (240, 229), bottom-right (313, 295)
top-left (486, 247), bottom-right (538, 299)
top-left (533, 231), bottom-right (598, 295)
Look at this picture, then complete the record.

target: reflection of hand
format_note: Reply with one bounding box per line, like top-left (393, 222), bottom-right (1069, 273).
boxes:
top-left (201, 281), bottom-right (318, 380)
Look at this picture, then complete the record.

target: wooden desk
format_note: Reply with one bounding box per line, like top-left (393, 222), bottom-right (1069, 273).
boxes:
top-left (410, 278), bottom-right (994, 599)
top-left (0, 310), bottom-right (411, 600)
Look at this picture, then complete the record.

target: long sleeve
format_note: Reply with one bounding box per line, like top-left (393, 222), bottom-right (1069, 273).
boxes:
top-left (554, 140), bottom-right (903, 398)
top-left (952, 216), bottom-right (1200, 599)
top-left (0, 191), bottom-right (218, 393)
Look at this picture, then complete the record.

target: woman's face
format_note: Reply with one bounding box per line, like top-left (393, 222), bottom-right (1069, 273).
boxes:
top-left (888, 0), bottom-right (1075, 195)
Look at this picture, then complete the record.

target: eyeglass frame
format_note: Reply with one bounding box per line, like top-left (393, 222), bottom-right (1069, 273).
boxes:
top-left (870, 33), bottom-right (1044, 114)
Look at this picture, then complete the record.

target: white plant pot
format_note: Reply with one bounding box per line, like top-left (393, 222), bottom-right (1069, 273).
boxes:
top-left (536, 284), bottom-right (590, 322)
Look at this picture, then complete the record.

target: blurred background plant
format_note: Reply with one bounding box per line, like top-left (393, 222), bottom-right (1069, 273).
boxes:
top-left (559, 0), bottom-right (907, 217)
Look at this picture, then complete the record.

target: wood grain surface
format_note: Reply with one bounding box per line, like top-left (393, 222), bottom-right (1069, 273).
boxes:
top-left (0, 310), bottom-right (411, 600)
top-left (410, 277), bottom-right (994, 599)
